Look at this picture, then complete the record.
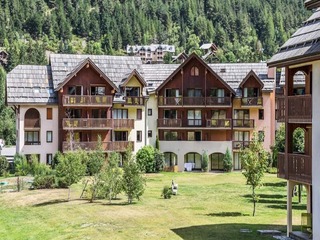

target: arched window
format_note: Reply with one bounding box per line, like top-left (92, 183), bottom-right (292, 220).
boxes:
top-left (191, 66), bottom-right (199, 76)
top-left (24, 108), bottom-right (41, 145)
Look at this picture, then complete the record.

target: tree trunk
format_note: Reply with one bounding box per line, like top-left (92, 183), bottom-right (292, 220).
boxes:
top-left (252, 188), bottom-right (256, 216)
top-left (68, 186), bottom-right (71, 201)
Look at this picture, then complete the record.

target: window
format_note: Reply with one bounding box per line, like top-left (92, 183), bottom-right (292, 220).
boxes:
top-left (66, 109), bottom-right (82, 118)
top-left (165, 89), bottom-right (179, 97)
top-left (187, 131), bottom-right (201, 141)
top-left (46, 131), bottom-right (53, 143)
top-left (148, 130), bottom-right (152, 138)
top-left (101, 109), bottom-right (107, 118)
top-left (92, 109), bottom-right (100, 118)
top-left (187, 110), bottom-right (201, 126)
top-left (258, 131), bottom-right (265, 142)
top-left (191, 66), bottom-right (199, 76)
top-left (113, 109), bottom-right (128, 119)
top-left (234, 109), bottom-right (249, 119)
top-left (46, 154), bottom-right (53, 165)
top-left (137, 131), bottom-right (142, 142)
top-left (187, 132), bottom-right (195, 141)
top-left (148, 109), bottom-right (152, 116)
top-left (211, 110), bottom-right (226, 119)
top-left (91, 86), bottom-right (105, 95)
top-left (210, 88), bottom-right (225, 97)
top-left (164, 131), bottom-right (178, 140)
top-left (68, 86), bottom-right (82, 95)
top-left (125, 87), bottom-right (140, 96)
top-left (243, 87), bottom-right (259, 97)
top-left (137, 109), bottom-right (142, 120)
top-left (47, 108), bottom-right (52, 120)
top-left (233, 131), bottom-right (250, 149)
top-left (115, 131), bottom-right (128, 141)
top-left (259, 109), bottom-right (264, 120)
top-left (164, 152), bottom-right (178, 166)
top-left (187, 89), bottom-right (202, 97)
top-left (25, 131), bottom-right (40, 145)
top-left (164, 109), bottom-right (177, 119)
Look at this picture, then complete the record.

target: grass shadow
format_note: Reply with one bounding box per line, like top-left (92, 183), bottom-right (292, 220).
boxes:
top-left (206, 212), bottom-right (249, 217)
top-left (267, 204), bottom-right (306, 210)
top-left (243, 194), bottom-right (285, 199)
top-left (33, 199), bottom-right (68, 207)
top-left (264, 182), bottom-right (286, 187)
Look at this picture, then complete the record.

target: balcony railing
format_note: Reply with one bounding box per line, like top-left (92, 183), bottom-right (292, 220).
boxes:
top-left (241, 97), bottom-right (263, 106)
top-left (277, 152), bottom-right (312, 184)
top-left (124, 96), bottom-right (144, 105)
top-left (157, 119), bottom-right (182, 128)
top-left (62, 118), bottom-right (113, 130)
top-left (62, 95), bottom-right (113, 106)
top-left (276, 97), bottom-right (285, 122)
top-left (232, 119), bottom-right (254, 128)
top-left (232, 141), bottom-right (251, 150)
top-left (206, 119), bottom-right (231, 128)
top-left (158, 96), bottom-right (231, 106)
top-left (62, 118), bottom-right (134, 130)
top-left (62, 141), bottom-right (134, 152)
top-left (24, 118), bottom-right (40, 128)
top-left (288, 95), bottom-right (312, 122)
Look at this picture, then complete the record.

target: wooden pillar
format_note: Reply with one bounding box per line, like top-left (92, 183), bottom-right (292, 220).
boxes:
top-left (305, 184), bottom-right (312, 213)
top-left (287, 180), bottom-right (295, 236)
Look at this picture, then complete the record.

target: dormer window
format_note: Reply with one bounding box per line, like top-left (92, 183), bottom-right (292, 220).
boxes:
top-left (243, 87), bottom-right (259, 97)
top-left (191, 66), bottom-right (199, 76)
top-left (91, 86), bottom-right (105, 95)
top-left (125, 87), bottom-right (140, 97)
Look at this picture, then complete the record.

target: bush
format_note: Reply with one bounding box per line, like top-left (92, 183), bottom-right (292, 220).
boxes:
top-left (33, 175), bottom-right (56, 189)
top-left (223, 148), bottom-right (233, 172)
top-left (267, 167), bottom-right (278, 174)
top-left (201, 152), bottom-right (208, 172)
top-left (161, 185), bottom-right (172, 199)
top-left (14, 154), bottom-right (30, 176)
top-left (0, 156), bottom-right (8, 176)
top-left (136, 145), bottom-right (155, 173)
top-left (154, 149), bottom-right (164, 172)
top-left (56, 177), bottom-right (69, 188)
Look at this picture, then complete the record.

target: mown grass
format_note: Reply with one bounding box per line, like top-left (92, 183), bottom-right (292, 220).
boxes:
top-left (0, 172), bottom-right (306, 240)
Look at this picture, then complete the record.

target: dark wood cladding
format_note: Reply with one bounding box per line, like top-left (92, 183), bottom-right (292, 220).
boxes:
top-left (241, 97), bottom-right (263, 106)
top-left (124, 96), bottom-right (144, 105)
top-left (288, 95), bottom-right (312, 122)
top-left (24, 118), bottom-right (41, 129)
top-left (232, 119), bottom-right (254, 128)
top-left (232, 141), bottom-right (251, 150)
top-left (277, 152), bottom-right (312, 184)
top-left (158, 96), bottom-right (231, 106)
top-left (157, 119), bottom-right (182, 127)
top-left (62, 141), bottom-right (134, 152)
top-left (206, 119), bottom-right (231, 128)
top-left (62, 95), bottom-right (113, 106)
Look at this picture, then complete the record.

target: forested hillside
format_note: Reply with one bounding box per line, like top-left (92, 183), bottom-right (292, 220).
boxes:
top-left (0, 0), bottom-right (310, 144)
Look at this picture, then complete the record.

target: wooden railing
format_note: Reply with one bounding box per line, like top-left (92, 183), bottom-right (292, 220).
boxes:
top-left (232, 119), bottom-right (254, 128)
top-left (124, 96), bottom-right (144, 105)
top-left (288, 95), bottom-right (312, 122)
top-left (232, 141), bottom-right (251, 150)
top-left (277, 152), bottom-right (312, 184)
top-left (62, 141), bottom-right (134, 152)
top-left (62, 118), bottom-right (134, 130)
top-left (206, 119), bottom-right (231, 128)
top-left (157, 119), bottom-right (182, 127)
top-left (241, 97), bottom-right (263, 106)
top-left (276, 97), bottom-right (285, 122)
top-left (158, 96), bottom-right (231, 106)
top-left (62, 95), bottom-right (113, 106)
top-left (24, 118), bottom-right (40, 128)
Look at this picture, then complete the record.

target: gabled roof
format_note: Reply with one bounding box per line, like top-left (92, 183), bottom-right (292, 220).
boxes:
top-left (268, 8), bottom-right (320, 67)
top-left (7, 65), bottom-right (57, 105)
top-left (305, 0), bottom-right (320, 9)
top-left (239, 70), bottom-right (264, 88)
top-left (120, 69), bottom-right (147, 87)
top-left (55, 57), bottom-right (118, 91)
top-left (156, 53), bottom-right (236, 95)
top-left (172, 52), bottom-right (189, 63)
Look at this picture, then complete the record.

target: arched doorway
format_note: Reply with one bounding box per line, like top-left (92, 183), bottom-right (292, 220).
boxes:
top-left (210, 152), bottom-right (224, 171)
top-left (164, 152), bottom-right (178, 172)
top-left (24, 108), bottom-right (41, 145)
top-left (184, 152), bottom-right (201, 171)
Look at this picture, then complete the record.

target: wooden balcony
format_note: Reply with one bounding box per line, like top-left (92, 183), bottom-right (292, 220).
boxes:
top-left (24, 118), bottom-right (40, 129)
top-left (113, 119), bottom-right (135, 129)
top-left (288, 95), bottom-right (312, 123)
top-left (276, 96), bottom-right (285, 122)
top-left (206, 119), bottom-right (231, 128)
top-left (62, 118), bottom-right (113, 130)
top-left (62, 141), bottom-right (134, 152)
top-left (62, 95), bottom-right (113, 107)
top-left (277, 152), bottom-right (312, 184)
top-left (124, 96), bottom-right (145, 105)
top-left (158, 96), bottom-right (231, 107)
top-left (241, 97), bottom-right (263, 107)
top-left (62, 118), bottom-right (134, 130)
top-left (157, 119), bottom-right (182, 128)
top-left (232, 119), bottom-right (254, 128)
top-left (233, 141), bottom-right (251, 150)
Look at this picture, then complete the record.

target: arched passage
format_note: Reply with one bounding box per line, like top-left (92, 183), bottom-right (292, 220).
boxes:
top-left (209, 152), bottom-right (225, 171)
top-left (184, 152), bottom-right (201, 171)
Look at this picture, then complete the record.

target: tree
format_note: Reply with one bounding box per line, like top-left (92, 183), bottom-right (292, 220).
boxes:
top-left (136, 145), bottom-right (155, 173)
top-left (201, 151), bottom-right (208, 172)
top-left (0, 156), bottom-right (8, 176)
top-left (86, 136), bottom-right (105, 176)
top-left (154, 149), bottom-right (165, 172)
top-left (122, 150), bottom-right (145, 204)
top-left (241, 133), bottom-right (268, 216)
top-left (55, 150), bottom-right (87, 201)
top-left (223, 148), bottom-right (233, 172)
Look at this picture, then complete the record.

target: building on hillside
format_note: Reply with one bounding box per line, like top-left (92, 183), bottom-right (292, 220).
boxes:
top-left (0, 49), bottom-right (8, 66)
top-left (200, 43), bottom-right (218, 60)
top-left (268, 1), bottom-right (320, 238)
top-left (7, 53), bottom-right (275, 172)
top-left (126, 44), bottom-right (175, 64)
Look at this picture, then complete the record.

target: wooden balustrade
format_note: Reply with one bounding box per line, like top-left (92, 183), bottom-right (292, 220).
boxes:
top-left (157, 119), bottom-right (182, 127)
top-left (232, 119), bottom-right (254, 128)
top-left (62, 95), bottom-right (113, 106)
top-left (232, 141), bottom-right (251, 150)
top-left (24, 118), bottom-right (41, 128)
top-left (206, 119), bottom-right (231, 128)
top-left (277, 152), bottom-right (286, 179)
top-left (183, 97), bottom-right (205, 105)
top-left (158, 96), bottom-right (231, 106)
top-left (62, 141), bottom-right (134, 152)
top-left (113, 119), bottom-right (135, 129)
top-left (241, 97), bottom-right (263, 106)
top-left (124, 96), bottom-right (145, 105)
top-left (276, 97), bottom-right (285, 122)
top-left (205, 96), bottom-right (231, 106)
top-left (288, 95), bottom-right (312, 122)
top-left (62, 118), bottom-right (134, 130)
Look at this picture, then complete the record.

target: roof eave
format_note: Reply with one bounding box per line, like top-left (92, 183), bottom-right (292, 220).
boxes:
top-left (267, 53), bottom-right (320, 68)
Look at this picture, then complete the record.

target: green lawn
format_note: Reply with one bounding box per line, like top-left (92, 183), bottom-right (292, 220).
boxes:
top-left (0, 172), bottom-right (306, 240)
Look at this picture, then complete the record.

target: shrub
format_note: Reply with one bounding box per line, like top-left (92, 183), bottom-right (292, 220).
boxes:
top-left (136, 145), bottom-right (155, 173)
top-left (223, 148), bottom-right (233, 172)
top-left (267, 167), bottom-right (278, 174)
top-left (154, 149), bottom-right (164, 172)
top-left (14, 154), bottom-right (30, 176)
top-left (33, 175), bottom-right (56, 189)
top-left (161, 185), bottom-right (172, 199)
top-left (201, 152), bottom-right (208, 172)
top-left (0, 156), bottom-right (8, 176)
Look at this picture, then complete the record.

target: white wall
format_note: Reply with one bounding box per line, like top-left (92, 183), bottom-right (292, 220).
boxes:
top-left (312, 61), bottom-right (320, 239)
top-left (146, 93), bottom-right (158, 147)
top-left (18, 105), bottom-right (59, 164)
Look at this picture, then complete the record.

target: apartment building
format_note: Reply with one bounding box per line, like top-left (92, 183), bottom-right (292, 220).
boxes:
top-left (7, 53), bottom-right (275, 172)
top-left (268, 1), bottom-right (320, 238)
top-left (126, 44), bottom-right (175, 63)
